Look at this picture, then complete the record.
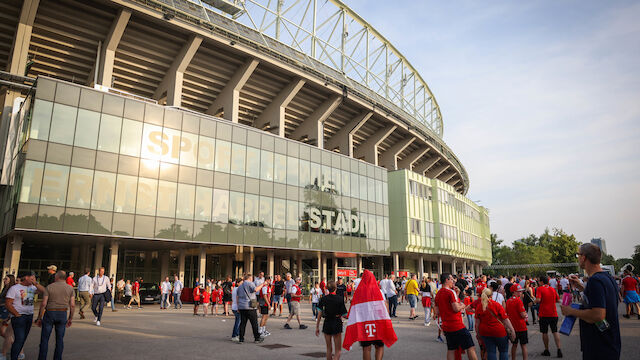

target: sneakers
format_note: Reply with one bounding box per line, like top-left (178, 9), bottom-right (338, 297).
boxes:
top-left (541, 349), bottom-right (550, 356)
top-left (93, 316), bottom-right (98, 323)
top-left (284, 323), bottom-right (292, 329)
top-left (96, 321), bottom-right (101, 326)
top-left (262, 331), bottom-right (271, 337)
top-left (436, 336), bottom-right (444, 343)
top-left (17, 354), bottom-right (25, 360)
top-left (231, 336), bottom-right (239, 342)
top-left (623, 314), bottom-right (630, 319)
top-left (299, 324), bottom-right (308, 329)
top-left (557, 349), bottom-right (563, 358)
top-left (254, 337), bottom-right (264, 343)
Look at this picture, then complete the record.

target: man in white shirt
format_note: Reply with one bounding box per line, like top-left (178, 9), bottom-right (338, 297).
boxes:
top-left (161, 277), bottom-right (172, 309)
top-left (254, 272), bottom-right (265, 288)
top-left (381, 274), bottom-right (398, 317)
top-left (77, 268), bottom-right (92, 319)
top-left (90, 267), bottom-right (112, 326)
top-left (549, 276), bottom-right (558, 295)
top-left (352, 273), bottom-right (362, 292)
top-left (172, 275), bottom-right (183, 309)
top-left (559, 276), bottom-right (570, 293)
top-left (5, 271), bottom-right (46, 360)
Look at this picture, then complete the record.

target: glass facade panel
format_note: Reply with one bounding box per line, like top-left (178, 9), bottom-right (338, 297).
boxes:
top-left (176, 183), bottom-right (195, 219)
top-left (228, 191), bottom-right (244, 224)
top-left (66, 167), bottom-right (93, 209)
top-left (91, 171), bottom-right (116, 211)
top-left (74, 109), bottom-right (100, 149)
top-left (49, 103), bottom-right (77, 145)
top-left (332, 167), bottom-right (341, 195)
top-left (212, 189), bottom-right (229, 223)
top-left (30, 100), bottom-right (52, 140)
top-left (244, 194), bottom-right (259, 226)
top-left (230, 143), bottom-right (246, 175)
top-left (260, 150), bottom-right (274, 181)
top-left (180, 131), bottom-right (198, 167)
top-left (161, 127), bottom-right (181, 164)
top-left (273, 198), bottom-right (286, 229)
top-left (136, 177), bottom-right (158, 216)
top-left (286, 200), bottom-right (298, 230)
top-left (259, 196), bottom-right (272, 228)
top-left (214, 140), bottom-right (231, 173)
top-left (274, 154), bottom-right (286, 184)
top-left (114, 174), bottom-right (137, 213)
top-left (310, 164), bottom-right (321, 190)
top-left (197, 136), bottom-right (215, 170)
top-left (245, 147), bottom-right (260, 179)
top-left (120, 119), bottom-right (143, 157)
top-left (19, 161), bottom-right (44, 204)
top-left (350, 173), bottom-right (359, 199)
top-left (359, 175), bottom-right (367, 200)
top-left (368, 178), bottom-right (375, 202)
top-left (40, 163), bottom-right (69, 206)
top-left (286, 157), bottom-right (298, 186)
top-left (341, 170), bottom-right (350, 197)
top-left (97, 114), bottom-right (122, 153)
top-left (141, 123), bottom-right (164, 161)
top-left (195, 186), bottom-right (212, 221)
top-left (299, 160), bottom-right (310, 188)
top-left (321, 165), bottom-right (331, 192)
top-left (156, 180), bottom-right (177, 217)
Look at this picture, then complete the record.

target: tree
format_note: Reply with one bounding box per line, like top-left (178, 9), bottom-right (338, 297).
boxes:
top-left (547, 228), bottom-right (580, 264)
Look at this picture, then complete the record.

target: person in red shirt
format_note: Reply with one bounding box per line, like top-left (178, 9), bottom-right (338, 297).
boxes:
top-left (463, 289), bottom-right (475, 331)
top-left (259, 276), bottom-right (272, 336)
top-left (192, 283), bottom-right (202, 316)
top-left (202, 285), bottom-right (211, 317)
top-left (284, 277), bottom-right (307, 329)
top-left (434, 273), bottom-right (478, 360)
top-left (534, 276), bottom-right (562, 358)
top-left (475, 288), bottom-right (516, 360)
top-left (127, 278), bottom-right (142, 309)
top-left (621, 270), bottom-right (640, 319)
top-left (476, 275), bottom-right (487, 296)
top-left (66, 272), bottom-right (75, 287)
top-left (506, 284), bottom-right (529, 360)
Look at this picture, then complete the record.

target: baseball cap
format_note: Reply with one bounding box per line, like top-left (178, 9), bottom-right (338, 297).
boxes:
top-left (47, 265), bottom-right (57, 271)
top-left (511, 284), bottom-right (523, 292)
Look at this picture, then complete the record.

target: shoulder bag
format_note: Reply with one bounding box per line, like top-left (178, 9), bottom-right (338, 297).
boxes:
top-left (242, 284), bottom-right (258, 309)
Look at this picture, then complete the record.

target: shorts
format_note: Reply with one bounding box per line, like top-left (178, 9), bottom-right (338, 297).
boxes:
top-left (222, 294), bottom-right (232, 302)
top-left (273, 295), bottom-right (282, 305)
top-left (444, 328), bottom-right (475, 351)
top-left (407, 294), bottom-right (417, 308)
top-left (193, 300), bottom-right (200, 306)
top-left (290, 301), bottom-right (300, 315)
top-left (624, 291), bottom-right (640, 304)
top-left (360, 340), bottom-right (384, 348)
top-left (511, 331), bottom-right (528, 345)
top-left (539, 317), bottom-right (558, 333)
top-left (260, 305), bottom-right (269, 315)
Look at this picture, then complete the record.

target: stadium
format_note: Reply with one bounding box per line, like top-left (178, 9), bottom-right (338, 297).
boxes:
top-left (0, 0), bottom-right (491, 287)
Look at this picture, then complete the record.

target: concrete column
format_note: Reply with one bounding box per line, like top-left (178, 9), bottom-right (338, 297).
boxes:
top-left (198, 247), bottom-right (207, 284)
top-left (353, 124), bottom-right (397, 165)
top-left (479, 265), bottom-right (484, 275)
top-left (379, 136), bottom-right (416, 170)
top-left (93, 241), bottom-right (104, 276)
top-left (248, 247), bottom-right (255, 275)
top-left (178, 249), bottom-right (186, 282)
top-left (253, 78), bottom-right (305, 136)
top-left (321, 255), bottom-right (327, 281)
top-left (437, 257), bottom-right (443, 276)
top-left (463, 261), bottom-right (467, 274)
top-left (153, 35), bottom-right (203, 106)
top-left (296, 253), bottom-right (303, 278)
top-left (70, 246), bottom-right (80, 272)
top-left (206, 59), bottom-right (259, 122)
top-left (144, 250), bottom-right (153, 278)
top-left (426, 164), bottom-right (450, 179)
top-left (356, 255), bottom-right (363, 276)
top-left (397, 146), bottom-right (429, 170)
top-left (378, 256), bottom-right (384, 279)
top-left (95, 9), bottom-right (131, 86)
top-left (392, 253), bottom-right (400, 276)
top-left (325, 111), bottom-right (372, 156)
top-left (268, 250), bottom-right (275, 279)
top-left (452, 260), bottom-right (457, 275)
top-left (7, 0), bottom-right (40, 75)
top-left (316, 252), bottom-right (322, 282)
top-left (289, 95), bottom-right (341, 148)
top-left (414, 156), bottom-right (440, 176)
top-left (225, 255), bottom-right (233, 278)
top-left (160, 250), bottom-right (169, 280)
top-left (332, 256), bottom-right (338, 281)
top-left (2, 235), bottom-right (22, 278)
top-left (79, 244), bottom-right (89, 274)
top-left (418, 255), bottom-right (425, 280)
top-left (108, 240), bottom-right (119, 280)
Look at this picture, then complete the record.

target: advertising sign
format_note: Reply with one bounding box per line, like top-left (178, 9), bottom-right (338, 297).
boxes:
top-left (337, 268), bottom-right (357, 277)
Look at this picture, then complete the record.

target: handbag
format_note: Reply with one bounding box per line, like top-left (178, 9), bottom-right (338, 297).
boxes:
top-left (242, 284), bottom-right (258, 309)
top-left (103, 289), bottom-right (112, 302)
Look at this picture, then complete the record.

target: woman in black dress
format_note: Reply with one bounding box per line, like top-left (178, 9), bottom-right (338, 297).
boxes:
top-left (316, 281), bottom-right (347, 360)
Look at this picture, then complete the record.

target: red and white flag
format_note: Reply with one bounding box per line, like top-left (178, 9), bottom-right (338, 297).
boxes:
top-left (343, 269), bottom-right (397, 350)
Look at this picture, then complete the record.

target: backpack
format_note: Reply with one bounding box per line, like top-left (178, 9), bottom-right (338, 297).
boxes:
top-left (222, 282), bottom-right (232, 296)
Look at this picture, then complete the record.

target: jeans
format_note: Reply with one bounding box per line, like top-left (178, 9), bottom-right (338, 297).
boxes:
top-left (481, 335), bottom-right (509, 360)
top-left (91, 293), bottom-right (106, 321)
top-left (238, 309), bottom-right (260, 342)
top-left (466, 314), bottom-right (475, 330)
top-left (173, 293), bottom-right (182, 309)
top-left (38, 311), bottom-right (67, 360)
top-left (407, 294), bottom-right (417, 308)
top-left (387, 295), bottom-right (398, 316)
top-left (312, 303), bottom-right (318, 318)
top-left (161, 293), bottom-right (170, 308)
top-left (423, 306), bottom-right (431, 324)
top-left (232, 310), bottom-right (241, 338)
top-left (285, 293), bottom-right (292, 313)
top-left (11, 314), bottom-right (33, 360)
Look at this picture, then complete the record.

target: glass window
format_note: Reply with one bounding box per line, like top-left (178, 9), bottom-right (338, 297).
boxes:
top-left (214, 140), bottom-right (231, 173)
top-left (350, 172), bottom-right (359, 199)
top-left (332, 167), bottom-right (341, 195)
top-left (120, 119), bottom-right (143, 157)
top-left (40, 163), bottom-right (69, 206)
top-left (359, 213), bottom-right (368, 238)
top-left (212, 189), bottom-right (229, 223)
top-left (367, 178), bottom-right (375, 202)
top-left (273, 198), bottom-right (286, 229)
top-left (114, 174), bottom-right (137, 213)
top-left (260, 150), bottom-right (274, 181)
top-left (321, 165), bottom-right (331, 192)
top-left (310, 163), bottom-right (321, 190)
top-left (341, 170), bottom-right (350, 197)
top-left (259, 196), bottom-right (272, 228)
top-left (66, 167), bottom-right (93, 209)
top-left (156, 180), bottom-right (177, 218)
top-left (162, 127), bottom-right (181, 165)
top-left (195, 186), bottom-right (212, 221)
top-left (176, 183), bottom-right (195, 219)
top-left (377, 216), bottom-right (384, 240)
top-left (286, 157), bottom-right (298, 186)
top-left (30, 100), bottom-right (52, 140)
top-left (49, 103), bottom-right (77, 145)
top-left (97, 114), bottom-right (122, 153)
top-left (19, 161), bottom-right (44, 204)
top-left (359, 175), bottom-right (367, 200)
top-left (136, 177), bottom-right (158, 216)
top-left (273, 154), bottom-right (286, 184)
top-left (141, 123), bottom-right (164, 161)
top-left (382, 182), bottom-right (388, 204)
top-left (299, 160), bottom-right (310, 188)
top-left (230, 143), bottom-right (246, 176)
top-left (244, 194), bottom-right (259, 226)
top-left (180, 131), bottom-right (198, 167)
top-left (376, 180), bottom-right (383, 203)
top-left (74, 109), bottom-right (100, 149)
top-left (245, 147), bottom-right (260, 179)
top-left (228, 192), bottom-right (244, 224)
top-left (197, 136), bottom-right (215, 170)
top-left (91, 171), bottom-right (116, 211)
top-left (286, 200), bottom-right (298, 230)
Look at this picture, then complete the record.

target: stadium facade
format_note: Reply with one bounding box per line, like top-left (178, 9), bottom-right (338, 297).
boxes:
top-left (0, 0), bottom-right (491, 287)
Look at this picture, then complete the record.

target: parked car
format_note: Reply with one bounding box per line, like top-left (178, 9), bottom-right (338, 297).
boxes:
top-left (139, 283), bottom-right (161, 304)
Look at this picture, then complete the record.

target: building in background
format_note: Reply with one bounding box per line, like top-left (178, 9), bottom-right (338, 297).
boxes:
top-left (591, 238), bottom-right (607, 254)
top-left (0, 0), bottom-right (491, 287)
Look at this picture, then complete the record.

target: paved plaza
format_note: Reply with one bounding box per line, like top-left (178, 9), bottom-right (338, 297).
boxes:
top-left (19, 302), bottom-right (640, 360)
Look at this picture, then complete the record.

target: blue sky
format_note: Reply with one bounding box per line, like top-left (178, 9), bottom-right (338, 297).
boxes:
top-left (345, 0), bottom-right (640, 258)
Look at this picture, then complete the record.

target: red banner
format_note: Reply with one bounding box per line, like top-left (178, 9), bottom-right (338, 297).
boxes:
top-left (337, 268), bottom-right (357, 277)
top-left (397, 271), bottom-right (409, 278)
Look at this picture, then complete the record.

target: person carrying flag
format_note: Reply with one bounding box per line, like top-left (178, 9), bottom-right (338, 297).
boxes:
top-left (343, 270), bottom-right (397, 360)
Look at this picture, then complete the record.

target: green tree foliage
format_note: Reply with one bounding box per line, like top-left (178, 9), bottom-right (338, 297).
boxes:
top-left (490, 228), bottom-right (578, 266)
top-left (547, 228), bottom-right (580, 263)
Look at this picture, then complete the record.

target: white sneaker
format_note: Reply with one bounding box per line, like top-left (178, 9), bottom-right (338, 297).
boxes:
top-left (96, 321), bottom-right (101, 326)
top-left (263, 331), bottom-right (271, 337)
top-left (93, 316), bottom-right (98, 323)
top-left (17, 354), bottom-right (24, 360)
top-left (426, 322), bottom-right (431, 326)
top-left (231, 336), bottom-right (239, 342)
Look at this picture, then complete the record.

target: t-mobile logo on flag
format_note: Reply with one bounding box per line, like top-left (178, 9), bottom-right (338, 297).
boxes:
top-left (364, 323), bottom-right (377, 337)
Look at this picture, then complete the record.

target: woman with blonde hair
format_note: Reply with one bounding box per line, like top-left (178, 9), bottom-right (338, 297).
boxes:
top-left (474, 288), bottom-right (516, 360)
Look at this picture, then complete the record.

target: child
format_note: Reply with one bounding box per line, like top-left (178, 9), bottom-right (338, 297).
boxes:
top-left (463, 288), bottom-right (475, 331)
top-left (202, 285), bottom-right (211, 317)
top-left (212, 285), bottom-right (222, 315)
top-left (193, 283), bottom-right (201, 316)
top-left (310, 282), bottom-right (322, 320)
top-left (506, 284), bottom-right (528, 360)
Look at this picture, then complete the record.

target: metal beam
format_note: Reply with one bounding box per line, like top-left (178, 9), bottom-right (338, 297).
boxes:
top-left (413, 156), bottom-right (440, 175)
top-left (154, 35), bottom-right (203, 106)
top-left (89, 9), bottom-right (131, 86)
top-left (253, 78), bottom-right (305, 136)
top-left (289, 94), bottom-right (341, 148)
top-left (426, 164), bottom-right (450, 179)
top-left (379, 136), bottom-right (415, 170)
top-left (353, 124), bottom-right (397, 165)
top-left (7, 0), bottom-right (39, 74)
top-left (325, 111), bottom-right (372, 156)
top-left (206, 58), bottom-right (259, 121)
top-left (397, 146), bottom-right (429, 170)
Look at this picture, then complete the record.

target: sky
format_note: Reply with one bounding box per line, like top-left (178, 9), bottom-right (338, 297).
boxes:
top-left (345, 0), bottom-right (640, 258)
